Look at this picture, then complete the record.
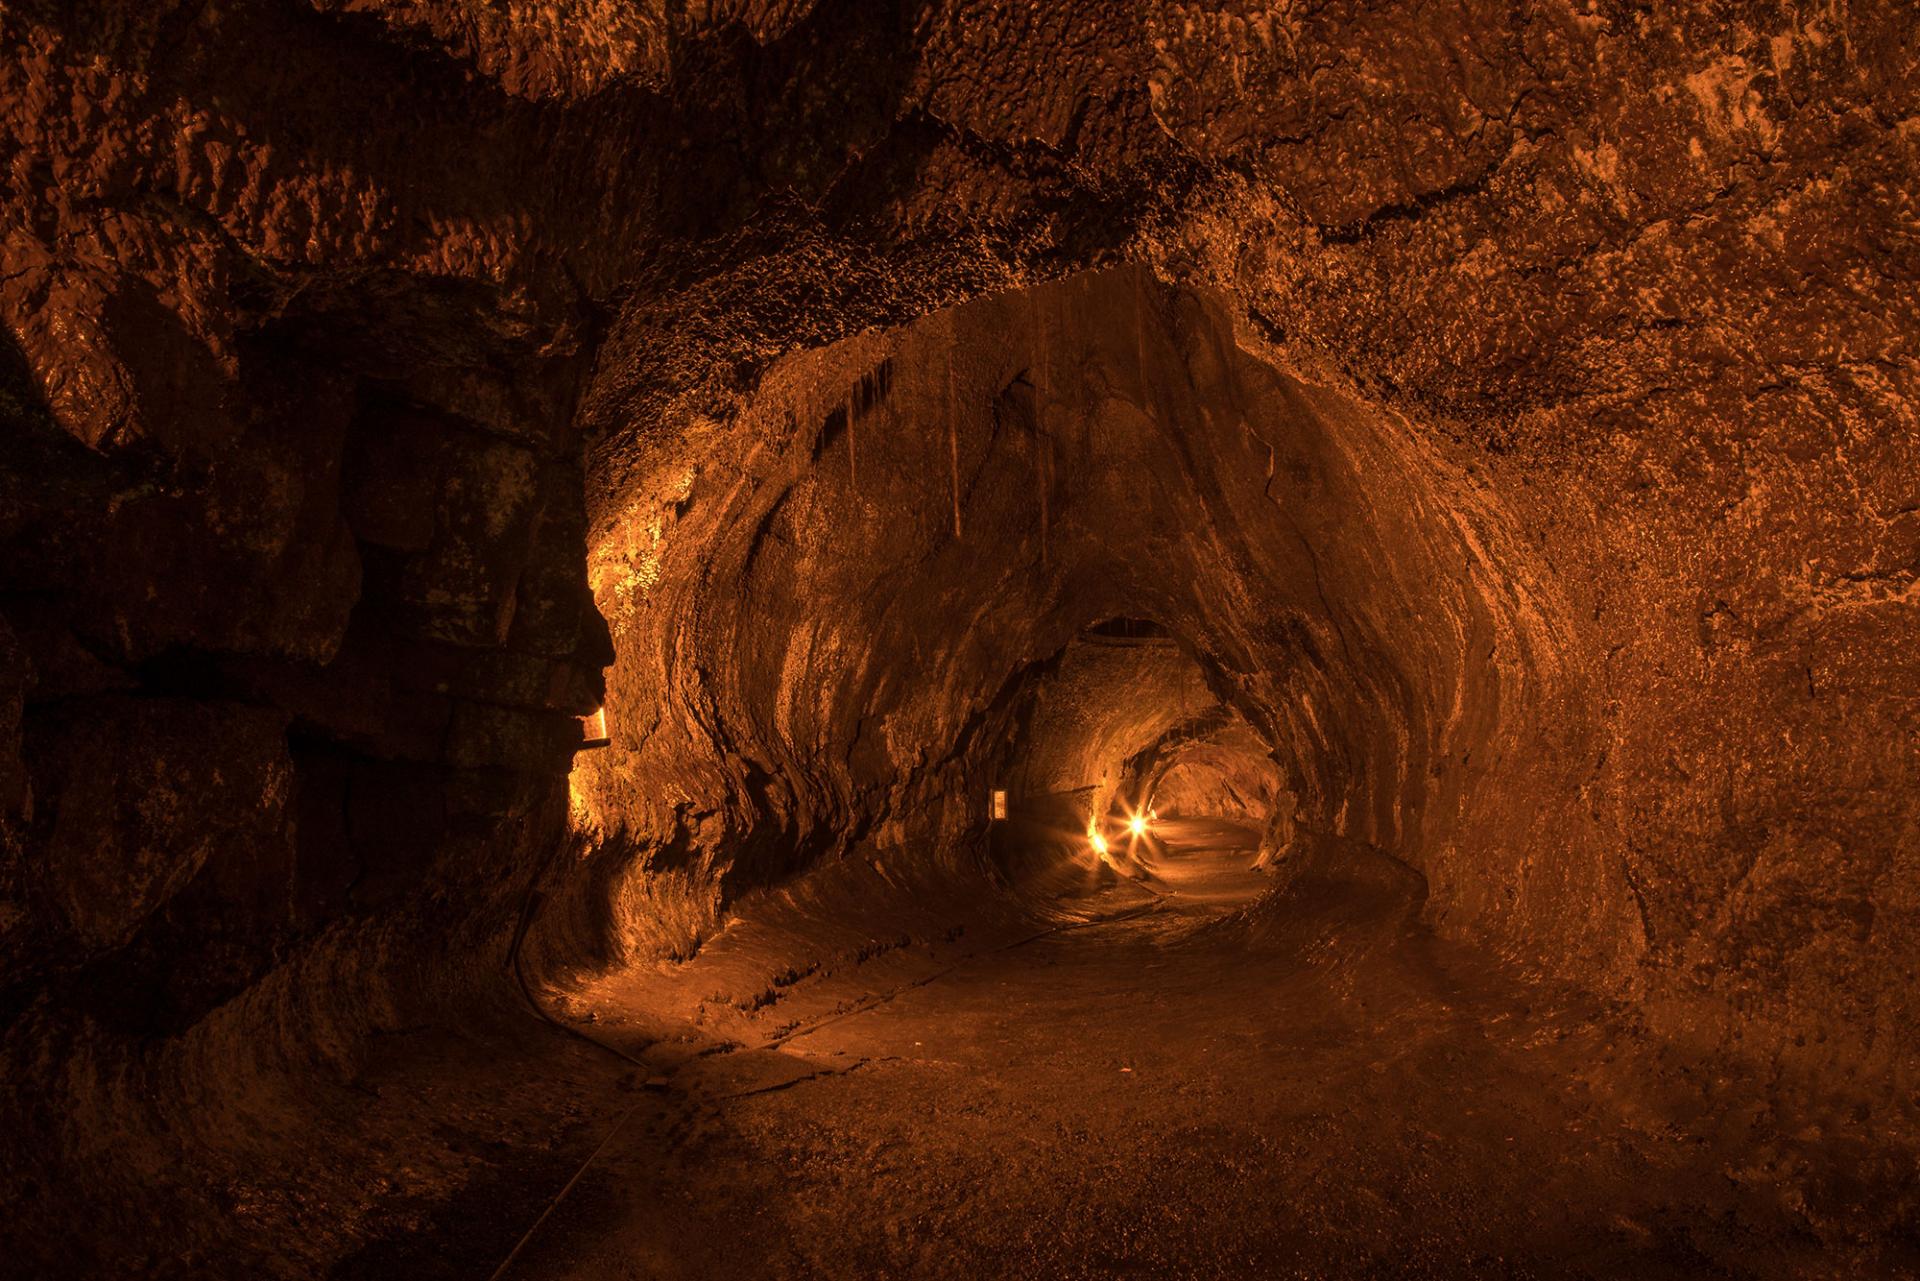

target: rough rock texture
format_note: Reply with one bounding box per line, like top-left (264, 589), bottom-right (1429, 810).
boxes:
top-left (568, 265), bottom-right (1599, 1012)
top-left (1, 0), bottom-right (1916, 1273)
top-left (1129, 715), bottom-right (1285, 829)
top-left (1014, 632), bottom-right (1229, 809)
top-left (564, 0), bottom-right (1920, 1088)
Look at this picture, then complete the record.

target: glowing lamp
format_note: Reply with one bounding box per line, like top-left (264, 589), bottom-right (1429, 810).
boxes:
top-left (1128, 813), bottom-right (1147, 838)
top-left (1090, 832), bottom-right (1109, 856)
top-left (579, 706), bottom-right (611, 750)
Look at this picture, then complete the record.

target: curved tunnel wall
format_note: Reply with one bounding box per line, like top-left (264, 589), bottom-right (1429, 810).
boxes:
top-left (1012, 633), bottom-right (1221, 808)
top-left (1136, 721), bottom-right (1286, 828)
top-left (560, 266), bottom-right (1612, 984)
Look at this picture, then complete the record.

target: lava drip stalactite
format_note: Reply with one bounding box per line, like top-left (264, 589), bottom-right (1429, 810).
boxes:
top-left (946, 334), bottom-right (963, 542)
top-left (1033, 290), bottom-right (1050, 567)
top-left (845, 391), bottom-right (857, 493)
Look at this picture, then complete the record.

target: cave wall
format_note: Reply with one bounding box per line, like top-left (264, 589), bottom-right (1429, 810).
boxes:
top-left (1006, 631), bottom-right (1289, 834)
top-left (0, 7), bottom-right (630, 1252)
top-left (1013, 635), bottom-right (1222, 804)
top-left (563, 0), bottom-right (1918, 1087)
top-left (569, 268), bottom-right (1598, 985)
top-left (576, 239), bottom-right (1916, 1092)
top-left (1150, 753), bottom-right (1279, 825)
top-left (1, 0), bottom-right (1915, 1254)
top-left (1132, 717), bottom-right (1286, 828)
top-left (1, 308), bottom-right (608, 1017)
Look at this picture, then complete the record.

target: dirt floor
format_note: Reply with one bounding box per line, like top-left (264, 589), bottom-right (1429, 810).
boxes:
top-left (456, 821), bottom-right (1915, 1281)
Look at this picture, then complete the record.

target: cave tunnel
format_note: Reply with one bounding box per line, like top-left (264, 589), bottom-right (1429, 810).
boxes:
top-left (3, 3), bottom-right (1918, 1278)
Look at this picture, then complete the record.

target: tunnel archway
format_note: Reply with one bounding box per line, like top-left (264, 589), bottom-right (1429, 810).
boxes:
top-left (540, 265), bottom-right (1606, 990)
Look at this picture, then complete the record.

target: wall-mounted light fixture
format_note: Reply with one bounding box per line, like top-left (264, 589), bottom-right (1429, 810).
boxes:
top-left (579, 706), bottom-right (611, 750)
top-left (990, 789), bottom-right (1008, 821)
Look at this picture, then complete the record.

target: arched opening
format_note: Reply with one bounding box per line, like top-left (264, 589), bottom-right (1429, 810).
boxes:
top-left (545, 266), bottom-right (1575, 991)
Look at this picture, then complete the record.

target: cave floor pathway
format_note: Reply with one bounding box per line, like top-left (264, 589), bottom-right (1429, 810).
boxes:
top-left (497, 823), bottom-right (1860, 1280)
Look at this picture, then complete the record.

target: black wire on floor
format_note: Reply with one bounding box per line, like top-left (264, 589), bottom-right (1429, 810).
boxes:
top-left (488, 866), bottom-right (659, 1281)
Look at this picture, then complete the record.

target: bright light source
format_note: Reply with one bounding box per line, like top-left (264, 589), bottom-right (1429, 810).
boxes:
top-left (1090, 832), bottom-right (1109, 856)
top-left (1128, 813), bottom-right (1147, 837)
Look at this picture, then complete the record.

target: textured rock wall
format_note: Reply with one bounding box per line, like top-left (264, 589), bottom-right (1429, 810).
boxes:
top-left (1129, 716), bottom-right (1285, 828)
top-left (567, 268), bottom-right (1591, 982)
top-left (577, 230), bottom-right (1915, 1096)
top-left (0, 5), bottom-right (620, 1257)
top-left (1004, 631), bottom-right (1287, 832)
top-left (1013, 635), bottom-right (1223, 805)
top-left (1, 0), bottom-right (1915, 1265)
top-left (562, 0), bottom-right (1918, 1085)
top-left (1150, 753), bottom-right (1279, 825)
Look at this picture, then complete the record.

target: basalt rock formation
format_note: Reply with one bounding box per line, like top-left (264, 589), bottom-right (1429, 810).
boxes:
top-left (2, 1), bottom-right (1916, 1276)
